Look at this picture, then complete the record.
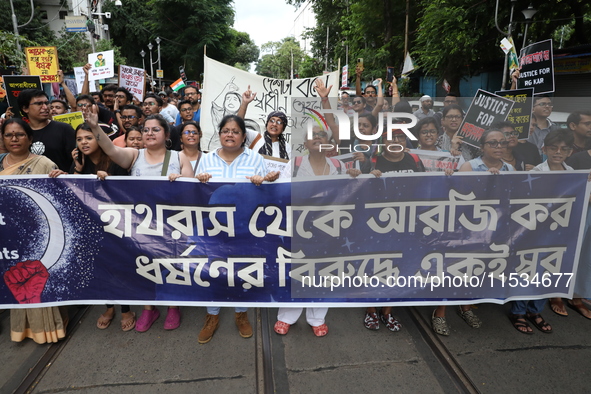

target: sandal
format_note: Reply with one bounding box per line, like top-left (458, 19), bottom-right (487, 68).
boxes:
top-left (566, 300), bottom-right (591, 320)
top-left (97, 313), bottom-right (114, 330)
top-left (549, 298), bottom-right (568, 317)
top-left (312, 323), bottom-right (328, 337)
top-left (526, 313), bottom-right (552, 333)
top-left (274, 321), bottom-right (290, 335)
top-left (164, 307), bottom-right (181, 330)
top-left (431, 310), bottom-right (450, 336)
top-left (121, 312), bottom-right (136, 332)
top-left (364, 312), bottom-right (379, 330)
top-left (135, 308), bottom-right (160, 332)
top-left (509, 314), bottom-right (533, 335)
top-left (380, 313), bottom-right (402, 332)
top-left (458, 307), bottom-right (482, 328)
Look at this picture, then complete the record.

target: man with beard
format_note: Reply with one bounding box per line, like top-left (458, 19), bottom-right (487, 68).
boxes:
top-left (17, 89), bottom-right (76, 172)
top-left (528, 95), bottom-right (557, 155)
top-left (413, 95), bottom-right (435, 120)
top-left (175, 86), bottom-right (200, 126)
top-left (113, 105), bottom-right (144, 147)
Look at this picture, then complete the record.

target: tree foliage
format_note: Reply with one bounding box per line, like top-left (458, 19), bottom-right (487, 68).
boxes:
top-left (52, 29), bottom-right (92, 72)
top-left (255, 37), bottom-right (306, 79)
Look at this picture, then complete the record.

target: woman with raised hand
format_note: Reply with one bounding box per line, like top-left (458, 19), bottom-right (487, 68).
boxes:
top-left (196, 114), bottom-right (279, 343)
top-left (83, 104), bottom-right (193, 333)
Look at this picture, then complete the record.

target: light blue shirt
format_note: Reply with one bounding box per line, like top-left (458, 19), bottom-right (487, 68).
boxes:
top-left (468, 156), bottom-right (515, 172)
top-left (197, 147), bottom-right (268, 179)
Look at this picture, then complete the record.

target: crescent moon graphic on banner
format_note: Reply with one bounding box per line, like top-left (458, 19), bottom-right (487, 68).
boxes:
top-left (4, 186), bottom-right (65, 269)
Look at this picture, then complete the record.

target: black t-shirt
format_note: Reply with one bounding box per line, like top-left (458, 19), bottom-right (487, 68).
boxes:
top-left (170, 125), bottom-right (183, 151)
top-left (566, 150), bottom-right (591, 170)
top-left (30, 120), bottom-right (76, 172)
top-left (69, 157), bottom-right (128, 175)
top-left (375, 152), bottom-right (425, 173)
top-left (513, 141), bottom-right (542, 166)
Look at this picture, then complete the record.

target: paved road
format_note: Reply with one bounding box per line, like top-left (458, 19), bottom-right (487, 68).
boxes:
top-left (1, 303), bottom-right (590, 393)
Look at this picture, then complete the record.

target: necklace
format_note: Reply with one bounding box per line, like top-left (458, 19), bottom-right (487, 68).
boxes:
top-left (4, 153), bottom-right (31, 167)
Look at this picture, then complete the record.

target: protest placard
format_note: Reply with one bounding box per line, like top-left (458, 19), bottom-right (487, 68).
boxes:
top-left (118, 65), bottom-right (145, 101)
top-left (25, 46), bottom-right (59, 83)
top-left (457, 89), bottom-right (514, 148)
top-left (0, 76), bottom-right (5, 100)
top-left (3, 75), bottom-right (42, 117)
top-left (74, 67), bottom-right (86, 94)
top-left (495, 87), bottom-right (534, 140)
top-left (262, 155), bottom-right (290, 174)
top-left (409, 149), bottom-right (461, 172)
top-left (332, 153), bottom-right (360, 171)
top-left (88, 50), bottom-right (115, 81)
top-left (517, 39), bottom-right (554, 94)
top-left (52, 111), bottom-right (84, 130)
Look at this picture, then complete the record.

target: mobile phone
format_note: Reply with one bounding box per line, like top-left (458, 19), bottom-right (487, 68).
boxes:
top-left (75, 148), bottom-right (83, 165)
top-left (357, 58), bottom-right (364, 71)
top-left (386, 67), bottom-right (395, 83)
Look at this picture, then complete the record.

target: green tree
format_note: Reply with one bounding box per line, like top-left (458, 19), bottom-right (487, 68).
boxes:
top-left (0, 31), bottom-right (37, 69)
top-left (50, 28), bottom-right (92, 73)
top-left (255, 37), bottom-right (305, 79)
top-left (96, 39), bottom-right (127, 67)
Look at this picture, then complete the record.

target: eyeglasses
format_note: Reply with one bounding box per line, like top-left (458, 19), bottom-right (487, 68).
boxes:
top-left (546, 145), bottom-right (573, 154)
top-left (185, 92), bottom-right (197, 96)
top-left (3, 132), bottom-right (28, 139)
top-left (484, 140), bottom-right (509, 148)
top-left (142, 102), bottom-right (158, 107)
top-left (29, 101), bottom-right (49, 107)
top-left (103, 93), bottom-right (115, 98)
top-left (115, 94), bottom-right (127, 99)
top-left (503, 131), bottom-right (519, 138)
top-left (220, 129), bottom-right (242, 135)
top-left (269, 119), bottom-right (283, 125)
top-left (77, 102), bottom-right (91, 108)
top-left (142, 127), bottom-right (162, 134)
top-left (120, 115), bottom-right (137, 120)
top-left (419, 129), bottom-right (438, 136)
top-left (535, 102), bottom-right (553, 108)
top-left (183, 130), bottom-right (200, 136)
top-left (180, 107), bottom-right (193, 112)
top-left (353, 100), bottom-right (363, 105)
top-left (444, 115), bottom-right (463, 120)
top-left (311, 131), bottom-right (328, 138)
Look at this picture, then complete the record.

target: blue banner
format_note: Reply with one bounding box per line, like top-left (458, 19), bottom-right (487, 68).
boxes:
top-left (0, 172), bottom-right (588, 308)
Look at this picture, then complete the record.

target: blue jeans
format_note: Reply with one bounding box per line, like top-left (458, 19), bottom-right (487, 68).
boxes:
top-left (510, 299), bottom-right (546, 315)
top-left (207, 307), bottom-right (247, 315)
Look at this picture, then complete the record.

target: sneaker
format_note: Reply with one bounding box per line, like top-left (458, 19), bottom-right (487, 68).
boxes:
top-left (274, 320), bottom-right (291, 335)
top-left (235, 312), bottom-right (253, 338)
top-left (164, 307), bottom-right (181, 330)
top-left (458, 307), bottom-right (482, 328)
top-left (364, 312), bottom-right (379, 330)
top-left (198, 314), bottom-right (219, 344)
top-left (431, 310), bottom-right (450, 336)
top-left (135, 308), bottom-right (160, 332)
top-left (380, 313), bottom-right (402, 332)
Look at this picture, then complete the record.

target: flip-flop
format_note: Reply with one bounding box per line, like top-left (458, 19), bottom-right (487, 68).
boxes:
top-left (526, 313), bottom-right (552, 334)
top-left (121, 312), bottom-right (136, 332)
top-left (550, 298), bottom-right (568, 317)
top-left (509, 314), bottom-right (533, 335)
top-left (567, 301), bottom-right (591, 320)
top-left (97, 313), bottom-right (114, 329)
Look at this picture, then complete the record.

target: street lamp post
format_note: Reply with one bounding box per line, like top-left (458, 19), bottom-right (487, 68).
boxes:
top-left (495, 0), bottom-right (518, 90)
top-left (147, 42), bottom-right (154, 92)
top-left (155, 37), bottom-right (161, 91)
top-left (140, 49), bottom-right (145, 71)
top-left (522, 3), bottom-right (538, 48)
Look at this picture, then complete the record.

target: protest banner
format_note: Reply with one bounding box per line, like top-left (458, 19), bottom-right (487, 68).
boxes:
top-left (457, 89), bottom-right (514, 148)
top-left (74, 66), bottom-right (86, 94)
top-left (25, 46), bottom-right (59, 83)
top-left (263, 155), bottom-right (289, 174)
top-left (52, 111), bottom-right (84, 129)
top-left (201, 55), bottom-right (339, 151)
top-left (3, 75), bottom-right (42, 118)
top-left (341, 65), bottom-right (348, 88)
top-left (332, 153), bottom-right (360, 171)
top-left (517, 39), bottom-right (554, 94)
top-left (0, 172), bottom-right (588, 308)
top-left (409, 149), bottom-right (461, 172)
top-left (88, 50), bottom-right (115, 81)
top-left (495, 87), bottom-right (534, 140)
top-left (118, 65), bottom-right (146, 101)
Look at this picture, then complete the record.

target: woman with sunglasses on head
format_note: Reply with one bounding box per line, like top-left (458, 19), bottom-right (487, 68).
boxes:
top-left (82, 104), bottom-right (193, 333)
top-left (179, 121), bottom-right (202, 175)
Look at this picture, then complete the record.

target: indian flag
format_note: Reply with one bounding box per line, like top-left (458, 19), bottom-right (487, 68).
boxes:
top-left (171, 78), bottom-right (186, 92)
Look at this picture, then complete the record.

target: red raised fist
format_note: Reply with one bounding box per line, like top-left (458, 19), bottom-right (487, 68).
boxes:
top-left (4, 260), bottom-right (49, 304)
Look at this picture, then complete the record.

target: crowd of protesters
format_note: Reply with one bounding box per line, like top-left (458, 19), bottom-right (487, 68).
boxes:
top-left (1, 63), bottom-right (590, 345)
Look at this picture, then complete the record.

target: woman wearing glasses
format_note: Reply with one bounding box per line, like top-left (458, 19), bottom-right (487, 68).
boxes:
top-left (179, 121), bottom-right (202, 174)
top-left (251, 111), bottom-right (291, 161)
top-left (83, 107), bottom-right (193, 332)
top-left (196, 114), bottom-right (280, 343)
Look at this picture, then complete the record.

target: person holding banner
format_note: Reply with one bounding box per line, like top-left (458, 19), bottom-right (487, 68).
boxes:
top-left (196, 114), bottom-right (280, 343)
top-left (179, 121), bottom-right (202, 175)
top-left (0, 118), bottom-right (68, 344)
top-left (82, 106), bottom-right (194, 332)
top-left (492, 121), bottom-right (540, 171)
top-left (436, 104), bottom-right (479, 162)
top-left (414, 117), bottom-right (465, 169)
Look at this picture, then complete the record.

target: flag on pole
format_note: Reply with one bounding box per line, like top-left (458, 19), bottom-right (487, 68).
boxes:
top-left (171, 78), bottom-right (186, 92)
top-left (442, 79), bottom-right (451, 93)
top-left (401, 52), bottom-right (416, 75)
top-left (508, 36), bottom-right (519, 72)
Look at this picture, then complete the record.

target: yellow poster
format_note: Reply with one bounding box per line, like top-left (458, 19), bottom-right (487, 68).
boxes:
top-left (0, 76), bottom-right (5, 100)
top-left (25, 46), bottom-right (60, 83)
top-left (53, 111), bottom-right (84, 129)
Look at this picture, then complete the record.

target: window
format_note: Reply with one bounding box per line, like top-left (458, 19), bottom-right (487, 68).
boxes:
top-left (59, 11), bottom-right (68, 19)
top-left (39, 10), bottom-right (48, 20)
